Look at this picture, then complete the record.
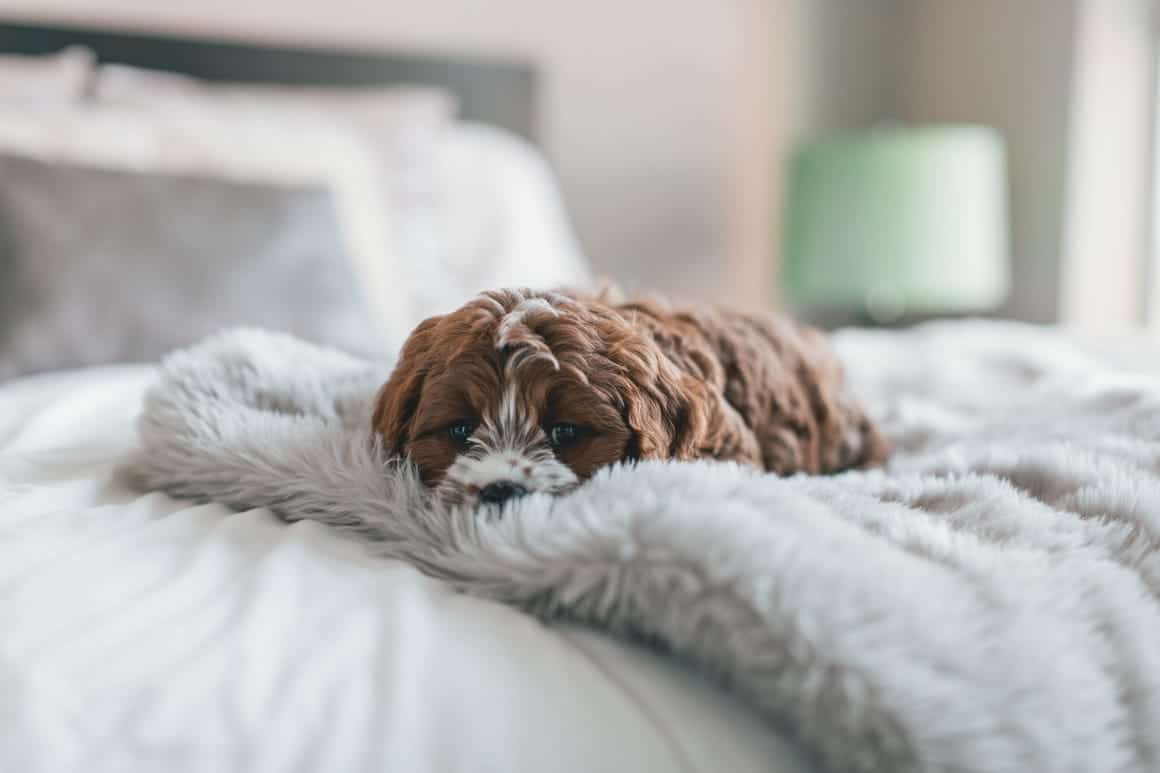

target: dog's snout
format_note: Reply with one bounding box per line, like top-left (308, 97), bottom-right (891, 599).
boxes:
top-left (479, 480), bottom-right (529, 505)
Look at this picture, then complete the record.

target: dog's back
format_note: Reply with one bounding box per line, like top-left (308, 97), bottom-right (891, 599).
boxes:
top-left (611, 297), bottom-right (888, 475)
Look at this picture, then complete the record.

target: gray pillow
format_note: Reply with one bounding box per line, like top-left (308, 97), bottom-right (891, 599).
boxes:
top-left (0, 152), bottom-right (383, 380)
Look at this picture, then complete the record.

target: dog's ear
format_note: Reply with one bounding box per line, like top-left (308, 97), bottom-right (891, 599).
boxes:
top-left (372, 315), bottom-right (443, 456)
top-left (617, 346), bottom-right (710, 462)
top-left (663, 375), bottom-right (713, 459)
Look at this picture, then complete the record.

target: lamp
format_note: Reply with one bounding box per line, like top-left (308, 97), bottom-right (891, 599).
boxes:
top-left (780, 126), bottom-right (1010, 324)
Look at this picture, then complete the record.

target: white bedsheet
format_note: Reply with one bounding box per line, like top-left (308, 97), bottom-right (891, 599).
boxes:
top-left (0, 366), bottom-right (808, 773)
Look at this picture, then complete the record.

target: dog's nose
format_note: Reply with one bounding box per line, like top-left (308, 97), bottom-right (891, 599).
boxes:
top-left (479, 480), bottom-right (529, 505)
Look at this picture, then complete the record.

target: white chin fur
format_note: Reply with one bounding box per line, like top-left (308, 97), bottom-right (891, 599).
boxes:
top-left (437, 449), bottom-right (578, 506)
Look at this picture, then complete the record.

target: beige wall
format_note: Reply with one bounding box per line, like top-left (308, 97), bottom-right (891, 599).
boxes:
top-left (787, 0), bottom-right (905, 140)
top-left (5, 1), bottom-right (1123, 324)
top-left (897, 0), bottom-right (1081, 324)
top-left (0, 0), bottom-right (778, 309)
top-left (789, 0), bottom-right (1158, 328)
top-left (1061, 0), bottom-right (1155, 331)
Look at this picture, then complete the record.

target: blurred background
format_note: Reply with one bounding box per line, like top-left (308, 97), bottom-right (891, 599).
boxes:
top-left (0, 0), bottom-right (1157, 380)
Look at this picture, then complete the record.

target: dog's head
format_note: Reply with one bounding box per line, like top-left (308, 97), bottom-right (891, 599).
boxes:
top-left (372, 289), bottom-right (710, 507)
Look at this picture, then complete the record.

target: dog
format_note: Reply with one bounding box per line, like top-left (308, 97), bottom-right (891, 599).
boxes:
top-left (372, 288), bottom-right (887, 507)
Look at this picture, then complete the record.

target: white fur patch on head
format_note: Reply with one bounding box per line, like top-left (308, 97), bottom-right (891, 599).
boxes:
top-left (493, 296), bottom-right (563, 372)
top-left (495, 297), bottom-right (559, 346)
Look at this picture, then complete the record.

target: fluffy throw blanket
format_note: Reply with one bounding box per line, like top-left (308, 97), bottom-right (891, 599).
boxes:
top-left (124, 322), bottom-right (1160, 773)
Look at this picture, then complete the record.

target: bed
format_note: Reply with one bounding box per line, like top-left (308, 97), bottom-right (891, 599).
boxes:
top-left (0, 363), bottom-right (804, 772)
top-left (6, 21), bottom-right (1160, 773)
top-left (0, 20), bottom-right (810, 773)
top-left (9, 319), bottom-right (1160, 773)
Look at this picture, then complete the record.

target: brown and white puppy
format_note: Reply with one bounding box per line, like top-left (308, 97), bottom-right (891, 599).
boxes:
top-left (372, 288), bottom-right (887, 507)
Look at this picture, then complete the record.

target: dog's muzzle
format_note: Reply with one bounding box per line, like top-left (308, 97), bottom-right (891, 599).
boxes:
top-left (479, 480), bottom-right (529, 505)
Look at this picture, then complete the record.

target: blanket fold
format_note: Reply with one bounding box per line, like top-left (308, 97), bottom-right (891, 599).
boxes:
top-left (123, 323), bottom-right (1160, 773)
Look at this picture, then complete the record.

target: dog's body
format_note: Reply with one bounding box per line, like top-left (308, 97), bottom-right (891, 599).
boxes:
top-left (373, 288), bottom-right (886, 507)
top-left (614, 295), bottom-right (888, 474)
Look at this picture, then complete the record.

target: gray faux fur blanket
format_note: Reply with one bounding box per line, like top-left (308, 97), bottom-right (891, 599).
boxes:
top-left (124, 323), bottom-right (1160, 773)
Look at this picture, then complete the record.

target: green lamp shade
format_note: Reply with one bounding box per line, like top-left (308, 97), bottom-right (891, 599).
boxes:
top-left (781, 126), bottom-right (1010, 317)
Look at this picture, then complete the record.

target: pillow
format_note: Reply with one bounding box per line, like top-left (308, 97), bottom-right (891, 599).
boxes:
top-left (92, 64), bottom-right (455, 213)
top-left (0, 104), bottom-right (411, 347)
top-left (0, 47), bottom-right (94, 104)
top-left (93, 63), bottom-right (456, 137)
top-left (0, 152), bottom-right (383, 380)
top-left (412, 122), bottom-right (592, 317)
top-left (93, 64), bottom-right (459, 329)
top-left (92, 65), bottom-right (595, 324)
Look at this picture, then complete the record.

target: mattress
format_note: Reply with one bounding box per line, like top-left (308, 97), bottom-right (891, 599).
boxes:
top-left (0, 365), bottom-right (810, 773)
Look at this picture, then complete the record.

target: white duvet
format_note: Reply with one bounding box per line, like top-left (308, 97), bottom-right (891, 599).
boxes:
top-left (9, 320), bottom-right (1160, 773)
top-left (0, 366), bottom-right (806, 772)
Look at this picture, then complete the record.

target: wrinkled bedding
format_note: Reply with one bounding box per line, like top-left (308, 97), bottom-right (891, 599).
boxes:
top-left (120, 320), bottom-right (1160, 773)
top-left (0, 366), bottom-right (802, 773)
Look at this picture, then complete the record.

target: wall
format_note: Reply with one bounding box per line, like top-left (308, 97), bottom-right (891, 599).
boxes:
top-left (787, 0), bottom-right (904, 140)
top-left (0, 0), bottom-right (777, 308)
top-left (895, 0), bottom-right (1081, 324)
top-left (1061, 0), bottom-right (1155, 331)
top-left (4, 1), bottom-right (1122, 325)
top-left (771, 0), bottom-right (1137, 328)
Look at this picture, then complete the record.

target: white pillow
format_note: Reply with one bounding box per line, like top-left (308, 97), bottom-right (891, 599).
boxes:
top-left (0, 151), bottom-right (382, 378)
top-left (0, 104), bottom-right (411, 346)
top-left (402, 122), bottom-right (593, 319)
top-left (91, 64), bottom-right (593, 326)
top-left (93, 64), bottom-right (463, 332)
top-left (0, 47), bottom-right (94, 104)
top-left (93, 63), bottom-right (456, 147)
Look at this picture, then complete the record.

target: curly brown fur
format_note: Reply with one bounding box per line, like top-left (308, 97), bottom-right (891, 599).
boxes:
top-left (373, 288), bottom-right (887, 507)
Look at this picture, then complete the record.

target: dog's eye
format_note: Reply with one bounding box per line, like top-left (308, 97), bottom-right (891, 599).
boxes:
top-left (549, 423), bottom-right (581, 448)
top-left (447, 422), bottom-right (475, 445)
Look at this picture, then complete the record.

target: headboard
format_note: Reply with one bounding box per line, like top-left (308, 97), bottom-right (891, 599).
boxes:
top-left (0, 20), bottom-right (538, 141)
